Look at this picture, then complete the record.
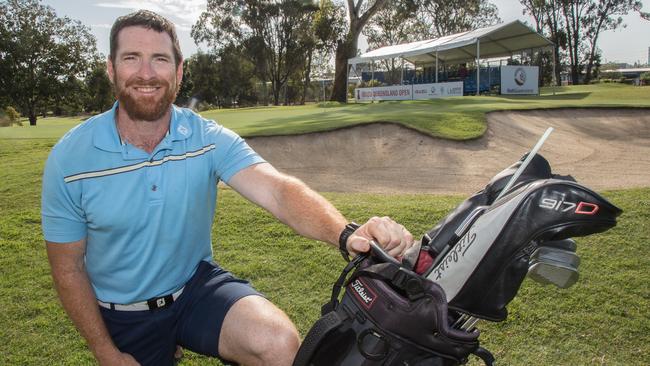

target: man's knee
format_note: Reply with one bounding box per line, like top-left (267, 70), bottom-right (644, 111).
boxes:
top-left (253, 321), bottom-right (300, 365)
top-left (219, 295), bottom-right (300, 365)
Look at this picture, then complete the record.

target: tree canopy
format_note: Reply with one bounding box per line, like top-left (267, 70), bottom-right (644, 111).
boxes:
top-left (522, 0), bottom-right (643, 85)
top-left (192, 0), bottom-right (321, 105)
top-left (0, 0), bottom-right (98, 125)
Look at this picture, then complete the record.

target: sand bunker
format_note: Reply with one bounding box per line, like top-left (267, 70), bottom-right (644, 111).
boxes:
top-left (246, 108), bottom-right (650, 194)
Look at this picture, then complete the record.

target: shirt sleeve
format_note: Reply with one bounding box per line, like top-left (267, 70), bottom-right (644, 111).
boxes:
top-left (41, 151), bottom-right (87, 243)
top-left (211, 126), bottom-right (266, 183)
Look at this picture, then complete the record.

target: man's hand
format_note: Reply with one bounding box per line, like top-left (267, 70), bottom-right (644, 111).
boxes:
top-left (346, 216), bottom-right (414, 259)
top-left (97, 351), bottom-right (140, 366)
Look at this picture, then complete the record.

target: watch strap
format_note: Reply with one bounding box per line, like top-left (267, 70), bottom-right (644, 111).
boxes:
top-left (338, 222), bottom-right (360, 261)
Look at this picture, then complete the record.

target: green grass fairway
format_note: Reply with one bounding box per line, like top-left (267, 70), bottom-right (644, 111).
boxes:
top-left (1, 83), bottom-right (649, 141)
top-left (1, 139), bottom-right (648, 365)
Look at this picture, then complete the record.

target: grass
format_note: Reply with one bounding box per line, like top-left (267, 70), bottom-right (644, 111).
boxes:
top-left (0, 138), bottom-right (648, 365)
top-left (1, 83), bottom-right (649, 141)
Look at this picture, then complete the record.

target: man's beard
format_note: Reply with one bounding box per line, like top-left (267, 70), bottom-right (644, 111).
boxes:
top-left (114, 75), bottom-right (178, 122)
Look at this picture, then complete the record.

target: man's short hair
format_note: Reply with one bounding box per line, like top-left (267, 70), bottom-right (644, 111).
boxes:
top-left (109, 10), bottom-right (183, 66)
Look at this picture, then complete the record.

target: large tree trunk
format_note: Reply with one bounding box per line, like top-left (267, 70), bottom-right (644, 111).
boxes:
top-left (330, 38), bottom-right (356, 102)
top-left (271, 79), bottom-right (280, 106)
top-left (330, 0), bottom-right (389, 103)
top-left (28, 107), bottom-right (37, 126)
top-left (584, 19), bottom-right (606, 85)
top-left (301, 50), bottom-right (313, 105)
top-left (554, 45), bottom-right (562, 86)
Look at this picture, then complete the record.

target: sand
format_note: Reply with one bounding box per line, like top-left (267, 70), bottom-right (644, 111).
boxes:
top-left (246, 108), bottom-right (650, 194)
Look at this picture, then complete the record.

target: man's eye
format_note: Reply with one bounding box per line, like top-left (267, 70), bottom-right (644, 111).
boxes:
top-left (155, 57), bottom-right (170, 63)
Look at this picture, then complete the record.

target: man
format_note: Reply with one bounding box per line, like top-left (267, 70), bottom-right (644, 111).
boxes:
top-left (41, 10), bottom-right (414, 366)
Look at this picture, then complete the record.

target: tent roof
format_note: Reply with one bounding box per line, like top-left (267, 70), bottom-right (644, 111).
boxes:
top-left (349, 20), bottom-right (553, 65)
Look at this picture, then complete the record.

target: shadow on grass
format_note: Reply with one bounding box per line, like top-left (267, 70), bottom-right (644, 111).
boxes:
top-left (500, 92), bottom-right (592, 101)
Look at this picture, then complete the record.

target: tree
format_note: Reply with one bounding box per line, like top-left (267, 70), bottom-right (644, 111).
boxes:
top-left (582, 0), bottom-right (643, 83)
top-left (415, 0), bottom-right (501, 38)
top-left (185, 51), bottom-right (221, 107)
top-left (363, 1), bottom-right (419, 85)
top-left (303, 0), bottom-right (347, 99)
top-left (0, 0), bottom-right (98, 125)
top-left (521, 0), bottom-right (566, 85)
top-left (181, 46), bottom-right (257, 109)
top-left (175, 61), bottom-right (194, 107)
top-left (216, 44), bottom-right (257, 107)
top-left (540, 0), bottom-right (641, 84)
top-left (330, 0), bottom-right (389, 102)
top-left (84, 61), bottom-right (114, 113)
top-left (296, 0), bottom-right (346, 104)
top-left (192, 0), bottom-right (318, 105)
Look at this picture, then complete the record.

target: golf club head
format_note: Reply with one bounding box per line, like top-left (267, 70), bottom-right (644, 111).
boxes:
top-left (528, 239), bottom-right (580, 289)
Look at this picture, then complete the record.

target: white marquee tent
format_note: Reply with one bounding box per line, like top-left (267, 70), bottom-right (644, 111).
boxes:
top-left (348, 20), bottom-right (555, 95)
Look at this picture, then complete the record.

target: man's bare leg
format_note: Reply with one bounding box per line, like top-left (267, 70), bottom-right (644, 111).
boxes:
top-left (218, 295), bottom-right (300, 366)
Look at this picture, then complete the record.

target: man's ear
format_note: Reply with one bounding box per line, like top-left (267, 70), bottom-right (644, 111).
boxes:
top-left (106, 58), bottom-right (115, 83)
top-left (176, 59), bottom-right (184, 87)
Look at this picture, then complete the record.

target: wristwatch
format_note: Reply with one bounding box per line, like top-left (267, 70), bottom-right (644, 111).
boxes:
top-left (338, 222), bottom-right (360, 261)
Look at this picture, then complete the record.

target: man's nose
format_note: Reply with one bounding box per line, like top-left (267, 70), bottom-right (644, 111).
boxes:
top-left (136, 59), bottom-right (156, 79)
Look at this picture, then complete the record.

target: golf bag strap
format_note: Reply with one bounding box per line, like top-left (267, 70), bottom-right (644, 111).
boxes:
top-left (322, 254), bottom-right (368, 314)
top-left (292, 311), bottom-right (343, 366)
top-left (351, 263), bottom-right (425, 300)
top-left (473, 347), bottom-right (495, 366)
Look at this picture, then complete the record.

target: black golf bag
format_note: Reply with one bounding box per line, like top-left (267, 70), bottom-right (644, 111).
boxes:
top-left (293, 154), bottom-right (622, 366)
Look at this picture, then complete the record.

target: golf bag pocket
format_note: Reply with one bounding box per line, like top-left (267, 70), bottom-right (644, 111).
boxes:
top-left (293, 258), bottom-right (481, 366)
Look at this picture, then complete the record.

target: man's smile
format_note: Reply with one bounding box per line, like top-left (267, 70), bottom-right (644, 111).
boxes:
top-left (132, 86), bottom-right (161, 94)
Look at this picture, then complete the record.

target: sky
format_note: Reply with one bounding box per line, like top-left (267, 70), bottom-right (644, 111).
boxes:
top-left (42, 0), bottom-right (650, 65)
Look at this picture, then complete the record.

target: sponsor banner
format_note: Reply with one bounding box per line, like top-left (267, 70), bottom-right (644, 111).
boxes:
top-left (501, 65), bottom-right (539, 95)
top-left (412, 82), bottom-right (463, 99)
top-left (355, 84), bottom-right (412, 101)
top-left (355, 81), bottom-right (463, 101)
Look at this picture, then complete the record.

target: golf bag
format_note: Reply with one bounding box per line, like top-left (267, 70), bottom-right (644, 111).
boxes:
top-left (293, 154), bottom-right (622, 366)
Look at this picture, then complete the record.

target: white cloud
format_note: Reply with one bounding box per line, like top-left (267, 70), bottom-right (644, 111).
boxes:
top-left (91, 24), bottom-right (113, 29)
top-left (95, 0), bottom-right (206, 27)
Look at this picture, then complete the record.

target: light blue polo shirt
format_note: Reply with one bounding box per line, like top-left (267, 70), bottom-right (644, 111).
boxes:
top-left (41, 102), bottom-right (265, 304)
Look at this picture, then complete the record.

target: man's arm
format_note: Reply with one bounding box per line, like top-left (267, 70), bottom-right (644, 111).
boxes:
top-left (46, 239), bottom-right (139, 366)
top-left (227, 163), bottom-right (413, 258)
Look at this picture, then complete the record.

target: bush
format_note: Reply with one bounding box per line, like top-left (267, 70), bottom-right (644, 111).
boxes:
top-left (359, 79), bottom-right (383, 88)
top-left (0, 106), bottom-right (22, 127)
top-left (640, 72), bottom-right (650, 85)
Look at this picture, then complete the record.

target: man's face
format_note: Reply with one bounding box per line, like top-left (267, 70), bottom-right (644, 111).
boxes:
top-left (108, 26), bottom-right (182, 122)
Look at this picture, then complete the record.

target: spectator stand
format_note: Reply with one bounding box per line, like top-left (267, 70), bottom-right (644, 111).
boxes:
top-left (349, 20), bottom-right (555, 99)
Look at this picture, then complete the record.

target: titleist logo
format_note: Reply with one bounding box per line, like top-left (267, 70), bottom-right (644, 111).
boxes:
top-left (350, 279), bottom-right (376, 308)
top-left (432, 229), bottom-right (477, 280)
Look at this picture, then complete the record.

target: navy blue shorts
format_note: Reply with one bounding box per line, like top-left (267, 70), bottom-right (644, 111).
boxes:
top-left (99, 260), bottom-right (262, 365)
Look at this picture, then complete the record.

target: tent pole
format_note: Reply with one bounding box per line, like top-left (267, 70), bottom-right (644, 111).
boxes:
top-left (476, 39), bottom-right (481, 96)
top-left (487, 60), bottom-right (490, 91)
top-left (436, 51), bottom-right (439, 83)
top-left (346, 62), bottom-right (350, 102)
top-left (401, 58), bottom-right (404, 84)
top-left (371, 61), bottom-right (375, 103)
top-left (414, 61), bottom-right (417, 83)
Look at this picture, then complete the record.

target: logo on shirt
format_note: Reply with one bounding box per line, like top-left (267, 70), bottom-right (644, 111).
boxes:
top-left (177, 125), bottom-right (189, 136)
